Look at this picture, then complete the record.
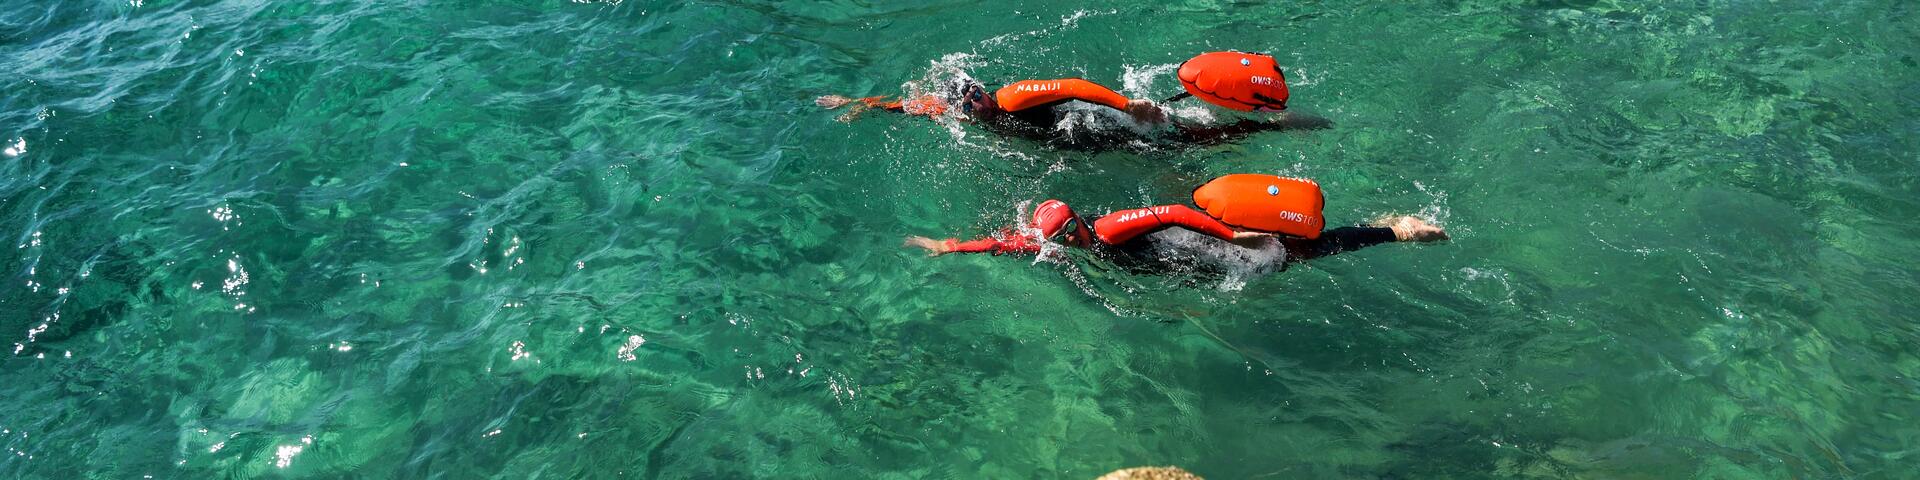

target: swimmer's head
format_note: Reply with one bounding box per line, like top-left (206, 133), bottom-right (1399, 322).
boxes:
top-left (1033, 199), bottom-right (1091, 247)
top-left (956, 80), bottom-right (1000, 118)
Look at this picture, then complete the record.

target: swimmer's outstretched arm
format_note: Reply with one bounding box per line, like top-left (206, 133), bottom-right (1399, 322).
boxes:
top-left (1095, 205), bottom-right (1269, 246)
top-left (1007, 79), bottom-right (1166, 124)
top-left (818, 94), bottom-right (946, 121)
top-left (903, 231), bottom-right (1042, 257)
top-left (816, 95), bottom-right (904, 111)
top-left (816, 95), bottom-right (905, 122)
top-left (1382, 215), bottom-right (1449, 242)
top-left (1069, 79), bottom-right (1169, 124)
top-left (1289, 216), bottom-right (1448, 261)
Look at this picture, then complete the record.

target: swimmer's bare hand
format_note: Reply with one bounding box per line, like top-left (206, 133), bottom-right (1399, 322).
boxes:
top-left (903, 236), bottom-right (950, 256)
top-left (1124, 99), bottom-right (1167, 124)
top-left (1378, 216), bottom-right (1449, 242)
top-left (815, 95), bottom-right (854, 109)
top-left (1229, 230), bottom-right (1277, 247)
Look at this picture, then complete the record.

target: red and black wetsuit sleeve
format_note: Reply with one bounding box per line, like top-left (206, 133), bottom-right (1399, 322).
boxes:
top-left (1091, 205), bottom-right (1238, 245)
top-left (1286, 226), bottom-right (1397, 261)
top-left (941, 230), bottom-right (1043, 255)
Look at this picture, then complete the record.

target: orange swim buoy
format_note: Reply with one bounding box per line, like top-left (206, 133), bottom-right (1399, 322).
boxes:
top-left (1192, 174), bottom-right (1324, 238)
top-left (1175, 51), bottom-right (1289, 112)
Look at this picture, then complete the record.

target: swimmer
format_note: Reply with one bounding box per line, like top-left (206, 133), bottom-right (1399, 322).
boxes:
top-left (817, 52), bottom-right (1322, 148)
top-left (816, 77), bottom-right (1166, 129)
top-left (902, 176), bottom-right (1447, 266)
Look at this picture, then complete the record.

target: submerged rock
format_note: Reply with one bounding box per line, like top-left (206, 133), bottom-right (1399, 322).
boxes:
top-left (1096, 466), bottom-right (1203, 480)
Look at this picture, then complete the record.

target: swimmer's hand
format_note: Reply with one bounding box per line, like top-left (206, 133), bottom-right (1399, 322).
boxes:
top-left (1229, 230), bottom-right (1277, 248)
top-left (1378, 216), bottom-right (1450, 242)
top-left (903, 236), bottom-right (950, 256)
top-left (815, 95), bottom-right (854, 109)
top-left (1124, 99), bottom-right (1167, 124)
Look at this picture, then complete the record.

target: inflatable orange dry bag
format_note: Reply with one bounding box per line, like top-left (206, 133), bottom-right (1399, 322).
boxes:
top-left (1175, 52), bottom-right (1289, 112)
top-left (1192, 174), bottom-right (1324, 238)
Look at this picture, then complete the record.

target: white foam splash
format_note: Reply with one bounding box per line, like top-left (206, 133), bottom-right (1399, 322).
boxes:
top-left (826, 372), bottom-right (859, 404)
top-left (1457, 267), bottom-right (1518, 306)
top-left (615, 335), bottom-right (644, 361)
top-left (2, 138), bottom-right (23, 157)
top-left (1057, 262), bottom-right (1139, 318)
top-left (1060, 9), bottom-right (1111, 27)
top-left (272, 436), bottom-right (311, 468)
top-left (1125, 62), bottom-right (1223, 124)
top-left (1052, 102), bottom-right (1153, 136)
top-left (904, 53), bottom-right (980, 101)
top-left (1145, 229), bottom-right (1290, 292)
top-left (1283, 65), bottom-right (1314, 87)
top-left (1120, 63), bottom-right (1177, 98)
top-left (905, 53), bottom-right (1005, 154)
top-left (221, 257), bottom-right (250, 311)
top-left (222, 259), bottom-right (247, 291)
top-left (983, 9), bottom-right (1117, 47)
top-left (1410, 180), bottom-right (1451, 227)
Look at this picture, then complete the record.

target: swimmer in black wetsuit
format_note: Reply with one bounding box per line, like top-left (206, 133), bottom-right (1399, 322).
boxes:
top-left (902, 199), bottom-right (1447, 266)
top-left (817, 78), bottom-right (1325, 149)
top-left (818, 77), bottom-right (1164, 131)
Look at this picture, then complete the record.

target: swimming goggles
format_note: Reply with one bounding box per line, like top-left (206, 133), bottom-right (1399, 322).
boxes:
top-left (961, 85), bottom-right (985, 114)
top-left (1049, 216), bottom-right (1084, 243)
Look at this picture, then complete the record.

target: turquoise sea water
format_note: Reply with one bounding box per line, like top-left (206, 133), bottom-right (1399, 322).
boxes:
top-left (4, 0), bottom-right (1918, 477)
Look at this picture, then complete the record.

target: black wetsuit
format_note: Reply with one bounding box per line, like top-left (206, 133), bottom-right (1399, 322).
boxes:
top-left (1101, 225), bottom-right (1399, 275)
top-left (1282, 226), bottom-right (1400, 262)
top-left (979, 101), bottom-right (1330, 151)
top-left (979, 99), bottom-right (1138, 147)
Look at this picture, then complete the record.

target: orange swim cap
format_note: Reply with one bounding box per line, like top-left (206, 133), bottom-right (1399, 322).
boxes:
top-left (1176, 52), bottom-right (1289, 112)
top-left (1192, 174), bottom-right (1324, 238)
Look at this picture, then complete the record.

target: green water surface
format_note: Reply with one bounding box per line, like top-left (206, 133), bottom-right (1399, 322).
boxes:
top-left (3, 0), bottom-right (1918, 478)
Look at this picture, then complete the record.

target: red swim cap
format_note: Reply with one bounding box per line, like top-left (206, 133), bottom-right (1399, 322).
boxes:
top-left (1033, 199), bottom-right (1091, 246)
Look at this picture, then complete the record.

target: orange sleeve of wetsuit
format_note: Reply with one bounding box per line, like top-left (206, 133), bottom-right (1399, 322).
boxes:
top-left (942, 231), bottom-right (1042, 255)
top-left (1091, 205), bottom-right (1238, 245)
top-left (1157, 205), bottom-right (1239, 240)
top-left (995, 79), bottom-right (1132, 112)
top-left (856, 95), bottom-right (947, 116)
top-left (856, 96), bottom-right (901, 110)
